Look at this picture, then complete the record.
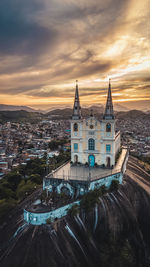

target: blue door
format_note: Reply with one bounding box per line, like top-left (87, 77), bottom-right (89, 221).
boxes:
top-left (89, 155), bottom-right (95, 167)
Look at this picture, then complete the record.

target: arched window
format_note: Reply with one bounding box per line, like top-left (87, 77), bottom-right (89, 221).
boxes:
top-left (73, 123), bottom-right (78, 131)
top-left (106, 123), bottom-right (111, 132)
top-left (88, 138), bottom-right (95, 150)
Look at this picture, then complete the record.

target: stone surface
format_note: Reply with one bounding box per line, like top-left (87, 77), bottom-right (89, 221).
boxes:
top-left (1, 157), bottom-right (150, 267)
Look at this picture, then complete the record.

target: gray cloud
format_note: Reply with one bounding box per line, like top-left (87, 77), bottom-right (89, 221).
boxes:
top-left (0, 0), bottom-right (57, 58)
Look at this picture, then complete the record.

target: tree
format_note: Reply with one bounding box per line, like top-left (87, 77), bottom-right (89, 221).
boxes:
top-left (0, 198), bottom-right (17, 222)
top-left (0, 184), bottom-right (15, 200)
top-left (16, 180), bottom-right (36, 200)
top-left (5, 171), bottom-right (22, 191)
top-left (29, 174), bottom-right (42, 184)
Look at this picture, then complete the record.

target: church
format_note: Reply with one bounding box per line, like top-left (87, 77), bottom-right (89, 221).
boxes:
top-left (71, 80), bottom-right (120, 168)
top-left (25, 81), bottom-right (129, 225)
top-left (43, 81), bottom-right (128, 197)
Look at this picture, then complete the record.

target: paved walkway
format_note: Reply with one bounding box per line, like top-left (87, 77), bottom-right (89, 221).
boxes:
top-left (47, 148), bottom-right (128, 181)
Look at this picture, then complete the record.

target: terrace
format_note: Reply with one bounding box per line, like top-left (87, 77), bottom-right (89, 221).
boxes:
top-left (46, 148), bottom-right (128, 182)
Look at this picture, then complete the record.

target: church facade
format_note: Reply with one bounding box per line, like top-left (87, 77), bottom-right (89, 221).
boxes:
top-left (71, 80), bottom-right (120, 168)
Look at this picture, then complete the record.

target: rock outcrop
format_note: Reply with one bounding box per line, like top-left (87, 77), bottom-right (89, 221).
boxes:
top-left (0, 157), bottom-right (150, 267)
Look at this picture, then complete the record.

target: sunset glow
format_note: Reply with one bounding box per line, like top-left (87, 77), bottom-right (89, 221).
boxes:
top-left (0, 0), bottom-right (150, 109)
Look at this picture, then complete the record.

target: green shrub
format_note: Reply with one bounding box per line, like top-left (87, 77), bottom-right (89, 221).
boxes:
top-left (0, 184), bottom-right (15, 200)
top-left (46, 218), bottom-right (52, 224)
top-left (16, 180), bottom-right (36, 200)
top-left (80, 186), bottom-right (108, 211)
top-left (80, 190), bottom-right (100, 211)
top-left (5, 172), bottom-right (22, 191)
top-left (29, 174), bottom-right (42, 184)
top-left (68, 204), bottom-right (79, 217)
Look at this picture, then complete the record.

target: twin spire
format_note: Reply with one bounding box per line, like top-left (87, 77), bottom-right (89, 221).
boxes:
top-left (72, 80), bottom-right (82, 120)
top-left (72, 79), bottom-right (114, 120)
top-left (103, 79), bottom-right (114, 120)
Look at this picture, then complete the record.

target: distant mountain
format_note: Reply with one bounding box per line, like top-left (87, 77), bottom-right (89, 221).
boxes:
top-left (46, 103), bottom-right (128, 117)
top-left (113, 103), bottom-right (129, 112)
top-left (0, 102), bottom-right (147, 114)
top-left (120, 100), bottom-right (150, 111)
top-left (46, 108), bottom-right (72, 119)
top-left (116, 110), bottom-right (150, 120)
top-left (88, 105), bottom-right (104, 113)
top-left (46, 106), bottom-right (104, 120)
top-left (0, 108), bottom-right (149, 123)
top-left (0, 110), bottom-right (43, 123)
top-left (0, 104), bottom-right (37, 112)
top-left (46, 107), bottom-right (150, 121)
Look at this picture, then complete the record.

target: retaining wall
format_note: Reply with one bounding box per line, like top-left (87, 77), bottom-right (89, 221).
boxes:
top-left (24, 201), bottom-right (80, 225)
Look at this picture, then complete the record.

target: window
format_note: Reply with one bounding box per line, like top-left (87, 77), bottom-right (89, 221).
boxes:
top-left (106, 144), bottom-right (111, 153)
top-left (88, 138), bottom-right (95, 150)
top-left (106, 123), bottom-right (111, 132)
top-left (73, 123), bottom-right (78, 131)
top-left (74, 143), bottom-right (78, 151)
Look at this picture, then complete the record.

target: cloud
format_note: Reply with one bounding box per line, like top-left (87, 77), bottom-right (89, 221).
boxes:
top-left (0, 0), bottom-right (58, 61)
top-left (0, 0), bottom-right (150, 107)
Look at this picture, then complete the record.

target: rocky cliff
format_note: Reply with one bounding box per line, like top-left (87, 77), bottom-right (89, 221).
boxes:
top-left (0, 157), bottom-right (150, 267)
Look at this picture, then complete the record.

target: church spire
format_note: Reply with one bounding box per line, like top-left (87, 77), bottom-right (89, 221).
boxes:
top-left (103, 79), bottom-right (114, 120)
top-left (72, 80), bottom-right (82, 120)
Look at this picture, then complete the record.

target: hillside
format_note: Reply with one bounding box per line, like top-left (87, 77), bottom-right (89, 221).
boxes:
top-left (116, 109), bottom-right (150, 120)
top-left (0, 104), bottom-right (37, 112)
top-left (47, 108), bottom-right (150, 120)
top-left (46, 106), bottom-right (104, 119)
top-left (0, 110), bottom-right (43, 123)
top-left (0, 157), bottom-right (150, 267)
top-left (0, 108), bottom-right (149, 123)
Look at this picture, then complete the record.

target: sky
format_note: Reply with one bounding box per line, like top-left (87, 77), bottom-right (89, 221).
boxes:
top-left (0, 0), bottom-right (150, 110)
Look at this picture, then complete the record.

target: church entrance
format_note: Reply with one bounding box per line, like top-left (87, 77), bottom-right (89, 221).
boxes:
top-left (74, 155), bottom-right (78, 163)
top-left (106, 157), bottom-right (111, 168)
top-left (88, 155), bottom-right (95, 167)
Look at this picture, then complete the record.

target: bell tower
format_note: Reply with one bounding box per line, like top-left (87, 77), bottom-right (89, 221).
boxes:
top-left (102, 79), bottom-right (116, 167)
top-left (72, 80), bottom-right (82, 120)
top-left (103, 79), bottom-right (114, 120)
top-left (71, 81), bottom-right (82, 163)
